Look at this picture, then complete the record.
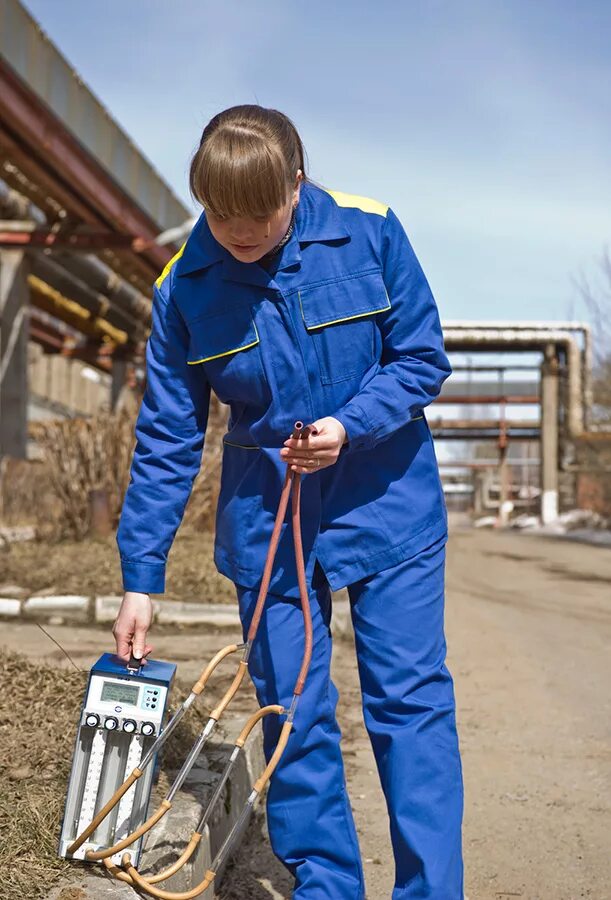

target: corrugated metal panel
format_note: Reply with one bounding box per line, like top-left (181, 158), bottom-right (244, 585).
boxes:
top-left (0, 0), bottom-right (191, 231)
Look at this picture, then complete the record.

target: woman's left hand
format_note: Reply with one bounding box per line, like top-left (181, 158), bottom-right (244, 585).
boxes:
top-left (280, 417), bottom-right (347, 474)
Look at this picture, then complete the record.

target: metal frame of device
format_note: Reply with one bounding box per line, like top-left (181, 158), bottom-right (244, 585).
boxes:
top-left (58, 653), bottom-right (176, 866)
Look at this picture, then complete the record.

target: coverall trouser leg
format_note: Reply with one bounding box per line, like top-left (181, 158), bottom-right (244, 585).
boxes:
top-left (234, 536), bottom-right (464, 900)
top-left (235, 569), bottom-right (366, 899)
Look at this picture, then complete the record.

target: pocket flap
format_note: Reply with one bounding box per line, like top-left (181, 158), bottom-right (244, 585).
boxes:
top-left (186, 307), bottom-right (259, 365)
top-left (298, 269), bottom-right (390, 330)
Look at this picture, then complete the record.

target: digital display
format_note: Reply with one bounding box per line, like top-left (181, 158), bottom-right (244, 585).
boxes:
top-left (101, 681), bottom-right (140, 705)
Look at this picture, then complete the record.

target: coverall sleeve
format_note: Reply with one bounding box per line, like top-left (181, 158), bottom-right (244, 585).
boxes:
top-left (116, 280), bottom-right (211, 593)
top-left (332, 207), bottom-right (451, 453)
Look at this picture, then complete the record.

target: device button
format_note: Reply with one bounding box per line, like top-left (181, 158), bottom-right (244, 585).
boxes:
top-left (140, 721), bottom-right (155, 737)
top-left (104, 716), bottom-right (119, 730)
top-left (122, 719), bottom-right (137, 734)
top-left (85, 713), bottom-right (100, 728)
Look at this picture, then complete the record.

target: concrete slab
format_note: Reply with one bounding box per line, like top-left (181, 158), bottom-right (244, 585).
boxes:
top-left (48, 871), bottom-right (137, 898)
top-left (24, 595), bottom-right (91, 621)
top-left (94, 595), bottom-right (122, 623)
top-left (0, 597), bottom-right (21, 616)
top-left (156, 601), bottom-right (240, 628)
top-left (0, 582), bottom-right (29, 600)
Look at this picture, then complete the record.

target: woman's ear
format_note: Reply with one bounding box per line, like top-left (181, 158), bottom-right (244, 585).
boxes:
top-left (293, 169), bottom-right (303, 207)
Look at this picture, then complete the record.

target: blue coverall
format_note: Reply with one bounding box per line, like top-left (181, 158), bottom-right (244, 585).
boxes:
top-left (116, 181), bottom-right (465, 898)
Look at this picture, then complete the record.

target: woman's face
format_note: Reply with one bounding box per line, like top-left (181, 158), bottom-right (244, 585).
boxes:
top-left (206, 173), bottom-right (302, 263)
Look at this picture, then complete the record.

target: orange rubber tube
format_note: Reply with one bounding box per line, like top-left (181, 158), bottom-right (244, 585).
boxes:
top-left (85, 800), bottom-right (171, 861)
top-left (117, 423), bottom-right (316, 897)
top-left (103, 832), bottom-right (202, 885)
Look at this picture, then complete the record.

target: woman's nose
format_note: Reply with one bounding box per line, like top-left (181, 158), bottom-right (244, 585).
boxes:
top-left (229, 222), bottom-right (255, 242)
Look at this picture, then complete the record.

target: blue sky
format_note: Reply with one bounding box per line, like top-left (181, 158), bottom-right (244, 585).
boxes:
top-left (20, 0), bottom-right (611, 323)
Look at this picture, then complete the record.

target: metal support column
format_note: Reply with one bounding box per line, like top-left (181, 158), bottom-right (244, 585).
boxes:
top-left (0, 249), bottom-right (29, 459)
top-left (540, 343), bottom-right (559, 523)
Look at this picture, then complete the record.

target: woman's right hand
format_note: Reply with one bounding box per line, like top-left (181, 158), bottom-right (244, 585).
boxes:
top-left (112, 591), bottom-right (154, 663)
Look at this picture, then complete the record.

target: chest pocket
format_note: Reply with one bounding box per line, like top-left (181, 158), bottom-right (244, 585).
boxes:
top-left (298, 269), bottom-right (390, 385)
top-left (185, 305), bottom-right (269, 406)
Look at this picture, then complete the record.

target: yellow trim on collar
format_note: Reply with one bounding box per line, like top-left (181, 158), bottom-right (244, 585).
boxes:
top-left (155, 242), bottom-right (187, 289)
top-left (325, 189), bottom-right (389, 217)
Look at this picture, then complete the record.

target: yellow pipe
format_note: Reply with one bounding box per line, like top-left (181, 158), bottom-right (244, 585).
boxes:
top-left (28, 274), bottom-right (128, 344)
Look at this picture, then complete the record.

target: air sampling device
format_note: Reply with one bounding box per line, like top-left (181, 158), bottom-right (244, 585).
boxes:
top-left (58, 652), bottom-right (176, 866)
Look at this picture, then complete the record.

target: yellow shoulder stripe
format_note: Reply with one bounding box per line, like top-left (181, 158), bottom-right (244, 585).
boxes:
top-left (324, 188), bottom-right (389, 217)
top-left (155, 242), bottom-right (187, 289)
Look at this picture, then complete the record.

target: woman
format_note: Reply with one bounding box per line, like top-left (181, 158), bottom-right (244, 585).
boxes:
top-left (113, 105), bottom-right (464, 899)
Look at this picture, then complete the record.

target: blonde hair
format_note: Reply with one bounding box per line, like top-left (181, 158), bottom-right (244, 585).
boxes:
top-left (189, 105), bottom-right (307, 219)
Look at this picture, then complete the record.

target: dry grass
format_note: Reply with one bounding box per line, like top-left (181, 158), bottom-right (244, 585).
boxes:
top-left (0, 527), bottom-right (235, 603)
top-left (0, 650), bottom-right (227, 899)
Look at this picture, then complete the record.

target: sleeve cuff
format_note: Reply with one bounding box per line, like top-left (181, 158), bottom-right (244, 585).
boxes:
top-left (332, 404), bottom-right (377, 453)
top-left (121, 559), bottom-right (166, 594)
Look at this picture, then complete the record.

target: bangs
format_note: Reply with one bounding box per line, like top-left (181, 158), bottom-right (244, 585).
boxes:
top-left (192, 129), bottom-right (291, 219)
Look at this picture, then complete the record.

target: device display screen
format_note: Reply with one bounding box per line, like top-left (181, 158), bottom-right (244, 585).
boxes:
top-left (101, 681), bottom-right (140, 705)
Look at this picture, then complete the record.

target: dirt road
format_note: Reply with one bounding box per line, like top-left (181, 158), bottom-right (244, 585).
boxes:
top-left (2, 522), bottom-right (609, 899)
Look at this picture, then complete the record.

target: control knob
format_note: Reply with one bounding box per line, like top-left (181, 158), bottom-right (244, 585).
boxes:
top-left (104, 716), bottom-right (119, 730)
top-left (140, 721), bottom-right (155, 737)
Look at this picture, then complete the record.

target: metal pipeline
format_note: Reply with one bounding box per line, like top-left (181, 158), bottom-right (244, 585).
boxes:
top-left (68, 422), bottom-right (316, 897)
top-left (442, 324), bottom-right (591, 438)
top-left (30, 252), bottom-right (147, 340)
top-left (53, 251), bottom-right (153, 328)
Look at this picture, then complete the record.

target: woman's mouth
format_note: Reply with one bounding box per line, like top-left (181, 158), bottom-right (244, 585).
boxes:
top-left (231, 243), bottom-right (259, 252)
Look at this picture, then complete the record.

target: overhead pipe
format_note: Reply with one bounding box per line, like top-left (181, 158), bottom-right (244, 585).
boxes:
top-left (28, 274), bottom-right (128, 345)
top-left (53, 251), bottom-right (152, 327)
top-left (29, 252), bottom-right (147, 341)
top-left (442, 326), bottom-right (587, 438)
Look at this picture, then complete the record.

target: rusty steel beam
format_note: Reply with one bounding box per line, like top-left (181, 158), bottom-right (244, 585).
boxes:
top-left (427, 418), bottom-right (539, 430)
top-left (431, 431), bottom-right (540, 442)
top-left (0, 126), bottom-right (158, 292)
top-left (59, 344), bottom-right (113, 371)
top-left (29, 311), bottom-right (113, 372)
top-left (29, 312), bottom-right (74, 352)
top-left (434, 394), bottom-right (539, 405)
top-left (438, 460), bottom-right (540, 468)
top-left (0, 58), bottom-right (171, 274)
top-left (0, 226), bottom-right (139, 250)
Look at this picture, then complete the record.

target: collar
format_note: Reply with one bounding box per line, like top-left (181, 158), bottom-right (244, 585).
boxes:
top-left (175, 180), bottom-right (351, 281)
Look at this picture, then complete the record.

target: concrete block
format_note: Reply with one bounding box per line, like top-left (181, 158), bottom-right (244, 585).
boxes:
top-left (0, 598), bottom-right (21, 616)
top-left (0, 524), bottom-right (36, 543)
top-left (96, 596), bottom-right (164, 624)
top-left (47, 872), bottom-right (137, 898)
top-left (95, 595), bottom-right (122, 623)
top-left (24, 594), bottom-right (90, 622)
top-left (0, 582), bottom-right (29, 600)
top-left (156, 601), bottom-right (240, 628)
top-left (139, 714), bottom-right (264, 895)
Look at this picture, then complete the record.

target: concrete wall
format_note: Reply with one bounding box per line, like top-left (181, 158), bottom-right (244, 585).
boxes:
top-left (28, 341), bottom-right (112, 421)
